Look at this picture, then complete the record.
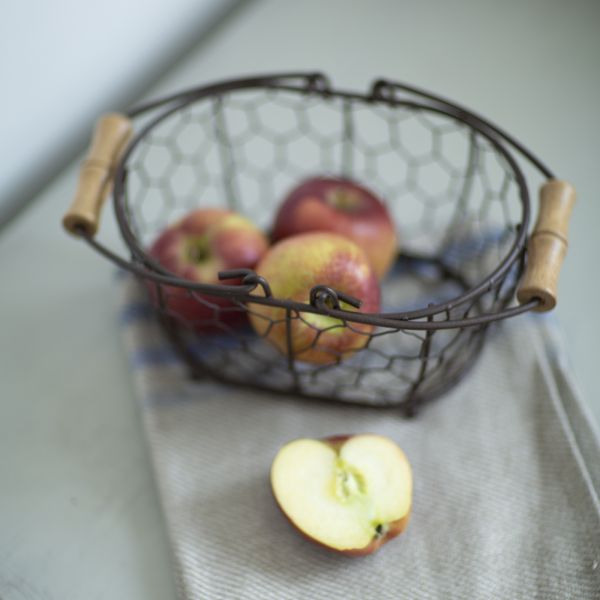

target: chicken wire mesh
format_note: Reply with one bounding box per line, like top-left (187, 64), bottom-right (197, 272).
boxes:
top-left (106, 74), bottom-right (540, 414)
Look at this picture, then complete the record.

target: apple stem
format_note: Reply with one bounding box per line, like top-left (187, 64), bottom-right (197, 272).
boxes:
top-left (325, 187), bottom-right (362, 212)
top-left (187, 237), bottom-right (210, 263)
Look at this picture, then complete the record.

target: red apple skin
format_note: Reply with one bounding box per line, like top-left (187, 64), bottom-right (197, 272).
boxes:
top-left (248, 232), bottom-right (380, 365)
top-left (147, 208), bottom-right (268, 330)
top-left (272, 177), bottom-right (398, 279)
top-left (272, 434), bottom-right (411, 557)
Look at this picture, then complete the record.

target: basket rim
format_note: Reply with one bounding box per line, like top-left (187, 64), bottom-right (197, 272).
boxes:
top-left (110, 72), bottom-right (545, 329)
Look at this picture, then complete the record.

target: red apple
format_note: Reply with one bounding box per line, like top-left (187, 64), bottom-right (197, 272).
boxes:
top-left (248, 232), bottom-right (380, 365)
top-left (272, 177), bottom-right (398, 279)
top-left (271, 434), bottom-right (413, 556)
top-left (148, 208), bottom-right (268, 329)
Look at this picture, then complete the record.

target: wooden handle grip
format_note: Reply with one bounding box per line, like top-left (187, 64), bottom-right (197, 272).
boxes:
top-left (62, 113), bottom-right (133, 236)
top-left (517, 179), bottom-right (576, 311)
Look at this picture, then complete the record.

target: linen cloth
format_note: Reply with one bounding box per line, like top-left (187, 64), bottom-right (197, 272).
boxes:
top-left (117, 275), bottom-right (600, 599)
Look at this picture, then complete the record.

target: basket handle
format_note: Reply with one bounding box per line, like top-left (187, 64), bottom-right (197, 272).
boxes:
top-left (62, 113), bottom-right (133, 236)
top-left (516, 179), bottom-right (576, 312)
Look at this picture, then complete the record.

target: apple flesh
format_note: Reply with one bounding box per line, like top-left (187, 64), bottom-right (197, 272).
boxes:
top-left (148, 208), bottom-right (268, 329)
top-left (271, 434), bottom-right (412, 556)
top-left (272, 177), bottom-right (398, 279)
top-left (248, 232), bottom-right (380, 365)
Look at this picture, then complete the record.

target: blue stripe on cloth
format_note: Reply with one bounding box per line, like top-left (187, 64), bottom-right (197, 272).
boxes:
top-left (442, 229), bottom-right (507, 267)
top-left (140, 387), bottom-right (211, 408)
top-left (113, 268), bottom-right (131, 281)
top-left (130, 345), bottom-right (179, 369)
top-left (187, 336), bottom-right (248, 357)
top-left (129, 336), bottom-right (249, 370)
top-left (119, 302), bottom-right (155, 326)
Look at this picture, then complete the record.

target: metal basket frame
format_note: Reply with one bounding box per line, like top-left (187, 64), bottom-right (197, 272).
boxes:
top-left (74, 72), bottom-right (566, 414)
top-left (100, 73), bottom-right (553, 330)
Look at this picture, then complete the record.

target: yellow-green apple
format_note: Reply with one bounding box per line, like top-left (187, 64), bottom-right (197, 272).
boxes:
top-left (272, 177), bottom-right (398, 279)
top-left (271, 434), bottom-right (412, 556)
top-left (248, 232), bottom-right (380, 364)
top-left (148, 208), bottom-right (268, 328)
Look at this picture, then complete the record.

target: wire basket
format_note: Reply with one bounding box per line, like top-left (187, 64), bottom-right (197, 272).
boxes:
top-left (63, 73), bottom-right (575, 415)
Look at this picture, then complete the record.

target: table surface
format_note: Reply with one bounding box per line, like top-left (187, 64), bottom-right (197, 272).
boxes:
top-left (2, 1), bottom-right (599, 598)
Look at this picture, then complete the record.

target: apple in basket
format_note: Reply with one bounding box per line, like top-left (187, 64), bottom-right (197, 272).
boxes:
top-left (148, 208), bottom-right (268, 329)
top-left (271, 434), bottom-right (412, 556)
top-left (248, 232), bottom-right (380, 365)
top-left (272, 177), bottom-right (398, 279)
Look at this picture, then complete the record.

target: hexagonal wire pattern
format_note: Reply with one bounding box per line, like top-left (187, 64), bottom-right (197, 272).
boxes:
top-left (92, 74), bottom-right (553, 415)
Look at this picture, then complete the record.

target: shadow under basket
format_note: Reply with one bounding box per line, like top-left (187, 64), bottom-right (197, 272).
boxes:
top-left (63, 73), bottom-right (576, 416)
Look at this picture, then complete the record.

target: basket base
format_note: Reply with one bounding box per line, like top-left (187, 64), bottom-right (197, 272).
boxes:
top-left (154, 253), bottom-right (493, 415)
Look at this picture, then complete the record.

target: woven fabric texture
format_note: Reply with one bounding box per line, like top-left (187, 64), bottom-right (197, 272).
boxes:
top-left (118, 276), bottom-right (600, 599)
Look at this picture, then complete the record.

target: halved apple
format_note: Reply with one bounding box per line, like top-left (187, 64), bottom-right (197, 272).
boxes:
top-left (270, 434), bottom-right (412, 556)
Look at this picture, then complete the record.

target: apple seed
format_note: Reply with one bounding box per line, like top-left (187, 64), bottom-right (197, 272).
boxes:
top-left (334, 458), bottom-right (367, 501)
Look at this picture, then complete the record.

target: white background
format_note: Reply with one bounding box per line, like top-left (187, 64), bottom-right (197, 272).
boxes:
top-left (0, 0), bottom-right (234, 221)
